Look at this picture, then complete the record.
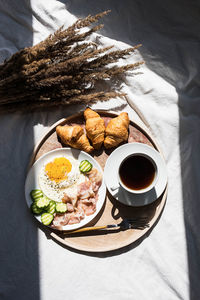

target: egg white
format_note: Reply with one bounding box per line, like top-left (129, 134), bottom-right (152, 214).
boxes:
top-left (38, 156), bottom-right (85, 202)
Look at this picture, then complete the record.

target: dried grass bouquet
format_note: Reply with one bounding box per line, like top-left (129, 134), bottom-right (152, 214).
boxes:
top-left (0, 11), bottom-right (143, 112)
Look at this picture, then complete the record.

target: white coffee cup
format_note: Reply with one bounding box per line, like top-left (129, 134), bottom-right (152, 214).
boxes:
top-left (111, 152), bottom-right (159, 194)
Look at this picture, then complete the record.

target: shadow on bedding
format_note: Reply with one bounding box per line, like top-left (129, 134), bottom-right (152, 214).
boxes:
top-left (0, 1), bottom-right (40, 300)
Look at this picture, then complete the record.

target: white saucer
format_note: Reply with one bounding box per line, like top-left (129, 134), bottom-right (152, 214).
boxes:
top-left (104, 143), bottom-right (168, 207)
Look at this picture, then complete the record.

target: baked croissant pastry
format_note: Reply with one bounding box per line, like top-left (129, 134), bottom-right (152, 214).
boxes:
top-left (56, 125), bottom-right (94, 153)
top-left (84, 108), bottom-right (105, 150)
top-left (104, 112), bottom-right (130, 149)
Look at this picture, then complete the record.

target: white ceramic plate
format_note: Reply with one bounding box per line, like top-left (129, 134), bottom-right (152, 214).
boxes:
top-left (104, 143), bottom-right (167, 206)
top-left (25, 148), bottom-right (106, 230)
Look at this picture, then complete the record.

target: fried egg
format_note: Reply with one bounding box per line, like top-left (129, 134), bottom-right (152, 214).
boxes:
top-left (38, 156), bottom-right (85, 201)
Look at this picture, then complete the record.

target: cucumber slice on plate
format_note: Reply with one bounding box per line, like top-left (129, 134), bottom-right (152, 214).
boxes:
top-left (41, 213), bottom-right (54, 226)
top-left (79, 160), bottom-right (93, 173)
top-left (31, 202), bottom-right (43, 215)
top-left (55, 202), bottom-right (67, 213)
top-left (36, 196), bottom-right (50, 209)
top-left (46, 200), bottom-right (56, 214)
top-left (30, 189), bottom-right (43, 201)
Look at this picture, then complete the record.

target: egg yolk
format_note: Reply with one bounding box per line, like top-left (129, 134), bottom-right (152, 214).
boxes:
top-left (45, 157), bottom-right (72, 183)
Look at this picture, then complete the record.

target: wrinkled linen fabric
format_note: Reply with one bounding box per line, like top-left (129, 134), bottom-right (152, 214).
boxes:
top-left (0, 1), bottom-right (200, 300)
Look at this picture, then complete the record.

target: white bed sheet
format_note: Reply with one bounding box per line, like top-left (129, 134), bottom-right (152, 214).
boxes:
top-left (0, 1), bottom-right (200, 299)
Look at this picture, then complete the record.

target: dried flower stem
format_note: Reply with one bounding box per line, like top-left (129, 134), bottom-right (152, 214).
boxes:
top-left (0, 11), bottom-right (143, 112)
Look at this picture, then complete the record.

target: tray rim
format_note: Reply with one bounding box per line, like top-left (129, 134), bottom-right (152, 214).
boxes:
top-left (28, 110), bottom-right (168, 253)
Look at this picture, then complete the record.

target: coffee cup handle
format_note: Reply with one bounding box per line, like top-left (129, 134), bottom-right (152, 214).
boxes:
top-left (111, 184), bottom-right (120, 191)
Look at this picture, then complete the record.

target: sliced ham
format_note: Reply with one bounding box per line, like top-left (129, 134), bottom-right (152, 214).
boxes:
top-left (87, 168), bottom-right (102, 184)
top-left (77, 197), bottom-right (96, 216)
top-left (62, 193), bottom-right (72, 203)
top-left (86, 168), bottom-right (102, 192)
top-left (66, 202), bottom-right (74, 212)
top-left (62, 190), bottom-right (78, 206)
top-left (77, 180), bottom-right (95, 200)
top-left (81, 198), bottom-right (96, 205)
top-left (67, 208), bottom-right (85, 224)
top-left (51, 213), bottom-right (69, 229)
top-left (54, 168), bottom-right (102, 228)
top-left (68, 215), bottom-right (82, 225)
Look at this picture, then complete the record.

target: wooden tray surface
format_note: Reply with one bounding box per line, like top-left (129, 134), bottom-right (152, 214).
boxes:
top-left (30, 111), bottom-right (167, 253)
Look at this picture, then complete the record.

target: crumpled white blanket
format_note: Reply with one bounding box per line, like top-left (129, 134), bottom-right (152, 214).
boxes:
top-left (0, 1), bottom-right (200, 300)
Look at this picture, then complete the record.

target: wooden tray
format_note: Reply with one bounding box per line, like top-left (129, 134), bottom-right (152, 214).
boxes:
top-left (30, 110), bottom-right (167, 253)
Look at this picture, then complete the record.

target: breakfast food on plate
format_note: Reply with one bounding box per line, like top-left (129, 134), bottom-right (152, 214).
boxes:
top-left (30, 189), bottom-right (43, 201)
top-left (31, 201), bottom-right (43, 215)
top-left (84, 108), bottom-right (105, 149)
top-left (104, 112), bottom-right (130, 148)
top-left (30, 156), bottom-right (102, 230)
top-left (39, 156), bottom-right (85, 202)
top-left (41, 213), bottom-right (54, 226)
top-left (56, 125), bottom-right (94, 153)
top-left (79, 160), bottom-right (93, 173)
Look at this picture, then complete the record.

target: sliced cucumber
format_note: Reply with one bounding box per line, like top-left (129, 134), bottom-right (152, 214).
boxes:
top-left (79, 160), bottom-right (93, 173)
top-left (46, 200), bottom-right (56, 214)
top-left (30, 189), bottom-right (43, 201)
top-left (31, 202), bottom-right (43, 215)
top-left (55, 202), bottom-right (67, 213)
top-left (36, 196), bottom-right (50, 209)
top-left (41, 213), bottom-right (54, 226)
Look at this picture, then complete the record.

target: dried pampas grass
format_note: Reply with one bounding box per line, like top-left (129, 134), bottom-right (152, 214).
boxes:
top-left (0, 11), bottom-right (143, 112)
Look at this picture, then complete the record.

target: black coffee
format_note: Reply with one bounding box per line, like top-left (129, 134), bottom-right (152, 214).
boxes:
top-left (119, 155), bottom-right (156, 190)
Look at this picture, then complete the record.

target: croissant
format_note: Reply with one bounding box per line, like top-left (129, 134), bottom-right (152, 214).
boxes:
top-left (84, 108), bottom-right (105, 150)
top-left (104, 112), bottom-right (130, 149)
top-left (56, 125), bottom-right (94, 153)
